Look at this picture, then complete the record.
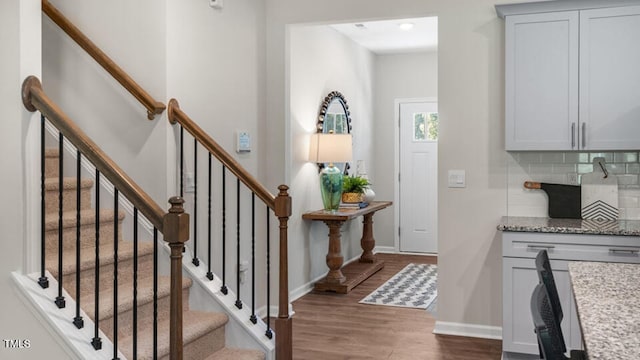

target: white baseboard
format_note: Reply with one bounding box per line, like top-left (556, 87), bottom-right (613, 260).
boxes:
top-left (12, 271), bottom-right (122, 360)
top-left (433, 321), bottom-right (502, 340)
top-left (373, 246), bottom-right (396, 253)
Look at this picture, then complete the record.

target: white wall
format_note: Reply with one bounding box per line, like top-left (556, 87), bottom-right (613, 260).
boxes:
top-left (0, 0), bottom-right (68, 358)
top-left (374, 52), bottom-right (438, 247)
top-left (166, 0), bottom-right (270, 311)
top-left (266, 0), bottom-right (524, 331)
top-left (42, 0), bottom-right (170, 205)
top-left (288, 24), bottom-right (375, 290)
top-left (167, 0), bottom-right (264, 175)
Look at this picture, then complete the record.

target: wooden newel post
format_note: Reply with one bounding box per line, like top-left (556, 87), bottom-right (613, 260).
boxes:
top-left (274, 185), bottom-right (292, 360)
top-left (163, 196), bottom-right (190, 360)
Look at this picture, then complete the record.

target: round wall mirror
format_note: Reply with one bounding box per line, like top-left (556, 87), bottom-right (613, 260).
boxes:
top-left (316, 91), bottom-right (352, 174)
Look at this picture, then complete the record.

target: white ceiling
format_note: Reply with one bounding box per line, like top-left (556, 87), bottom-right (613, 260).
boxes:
top-left (329, 17), bottom-right (438, 55)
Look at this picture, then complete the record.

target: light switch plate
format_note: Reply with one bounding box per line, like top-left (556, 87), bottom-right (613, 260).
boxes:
top-left (448, 170), bottom-right (466, 188)
top-left (209, 0), bottom-right (223, 9)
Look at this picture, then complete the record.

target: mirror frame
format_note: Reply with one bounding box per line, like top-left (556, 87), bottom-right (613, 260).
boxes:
top-left (316, 91), bottom-right (353, 174)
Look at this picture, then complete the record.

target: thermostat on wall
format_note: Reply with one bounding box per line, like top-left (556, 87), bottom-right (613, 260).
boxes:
top-left (236, 131), bottom-right (251, 153)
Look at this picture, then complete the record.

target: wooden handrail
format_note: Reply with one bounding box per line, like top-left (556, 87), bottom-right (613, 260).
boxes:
top-left (22, 76), bottom-right (166, 230)
top-left (167, 99), bottom-right (277, 209)
top-left (42, 0), bottom-right (165, 120)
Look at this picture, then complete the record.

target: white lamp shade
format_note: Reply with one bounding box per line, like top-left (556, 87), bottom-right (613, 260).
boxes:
top-left (309, 133), bottom-right (353, 163)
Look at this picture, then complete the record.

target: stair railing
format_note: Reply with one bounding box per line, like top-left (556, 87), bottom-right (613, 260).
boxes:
top-left (23, 76), bottom-right (188, 360)
top-left (42, 0), bottom-right (165, 120)
top-left (168, 99), bottom-right (293, 359)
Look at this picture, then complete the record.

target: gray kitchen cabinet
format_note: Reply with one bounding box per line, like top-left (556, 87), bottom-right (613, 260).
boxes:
top-left (579, 6), bottom-right (640, 150)
top-left (501, 2), bottom-right (640, 151)
top-left (505, 11), bottom-right (579, 151)
top-left (502, 231), bottom-right (640, 360)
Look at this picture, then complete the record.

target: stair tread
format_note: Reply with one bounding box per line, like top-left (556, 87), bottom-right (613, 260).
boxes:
top-left (44, 177), bottom-right (93, 190)
top-left (120, 310), bottom-right (229, 360)
top-left (47, 240), bottom-right (155, 277)
top-left (203, 347), bottom-right (265, 360)
top-left (45, 208), bottom-right (124, 230)
top-left (45, 148), bottom-right (59, 158)
top-left (81, 275), bottom-right (192, 320)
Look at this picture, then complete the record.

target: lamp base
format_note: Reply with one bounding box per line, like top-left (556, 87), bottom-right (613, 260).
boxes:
top-left (319, 165), bottom-right (343, 211)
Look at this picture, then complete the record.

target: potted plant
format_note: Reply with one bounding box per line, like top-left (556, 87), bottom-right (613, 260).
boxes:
top-left (341, 175), bottom-right (370, 203)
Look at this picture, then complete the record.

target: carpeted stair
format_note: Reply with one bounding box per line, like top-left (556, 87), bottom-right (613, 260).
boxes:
top-left (44, 149), bottom-right (264, 360)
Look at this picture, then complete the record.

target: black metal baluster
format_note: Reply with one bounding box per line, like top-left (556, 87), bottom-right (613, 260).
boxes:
top-left (133, 208), bottom-right (139, 359)
top-left (55, 132), bottom-right (65, 309)
top-left (153, 227), bottom-right (158, 360)
top-left (250, 193), bottom-right (257, 324)
top-left (221, 166), bottom-right (228, 295)
top-left (180, 127), bottom-right (186, 254)
top-left (235, 178), bottom-right (242, 310)
top-left (73, 150), bottom-right (84, 329)
top-left (92, 169), bottom-right (102, 350)
top-left (206, 153), bottom-right (213, 281)
top-left (265, 207), bottom-right (272, 339)
top-left (113, 189), bottom-right (120, 360)
top-left (180, 126), bottom-right (184, 198)
top-left (39, 115), bottom-right (49, 289)
top-left (192, 139), bottom-right (199, 266)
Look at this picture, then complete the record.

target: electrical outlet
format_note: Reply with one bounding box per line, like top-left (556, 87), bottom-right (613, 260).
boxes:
top-left (185, 172), bottom-right (195, 193)
top-left (568, 173), bottom-right (578, 185)
top-left (238, 260), bottom-right (249, 284)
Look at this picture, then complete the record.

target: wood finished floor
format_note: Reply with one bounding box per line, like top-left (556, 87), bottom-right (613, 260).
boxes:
top-left (291, 253), bottom-right (502, 360)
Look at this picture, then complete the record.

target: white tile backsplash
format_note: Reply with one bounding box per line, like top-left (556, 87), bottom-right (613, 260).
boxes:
top-left (508, 151), bottom-right (640, 220)
top-left (627, 163), bottom-right (640, 174)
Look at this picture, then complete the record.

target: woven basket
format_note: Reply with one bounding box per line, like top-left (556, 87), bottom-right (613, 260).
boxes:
top-left (341, 192), bottom-right (363, 203)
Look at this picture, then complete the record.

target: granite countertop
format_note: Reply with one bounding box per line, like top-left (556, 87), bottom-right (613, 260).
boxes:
top-left (497, 216), bottom-right (640, 236)
top-left (568, 262), bottom-right (640, 360)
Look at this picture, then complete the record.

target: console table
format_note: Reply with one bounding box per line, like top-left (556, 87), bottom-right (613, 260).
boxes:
top-left (302, 201), bottom-right (392, 293)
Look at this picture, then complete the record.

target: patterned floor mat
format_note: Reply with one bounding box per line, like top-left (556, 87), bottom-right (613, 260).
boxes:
top-left (359, 263), bottom-right (437, 309)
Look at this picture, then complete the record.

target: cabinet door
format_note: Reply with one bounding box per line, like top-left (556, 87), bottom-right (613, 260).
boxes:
top-left (505, 12), bottom-right (579, 150)
top-left (580, 6), bottom-right (640, 150)
top-left (502, 257), bottom-right (582, 355)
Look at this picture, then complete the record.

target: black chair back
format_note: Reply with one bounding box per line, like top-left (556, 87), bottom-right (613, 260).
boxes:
top-left (531, 283), bottom-right (567, 360)
top-left (535, 249), bottom-right (566, 353)
top-left (535, 250), bottom-right (563, 320)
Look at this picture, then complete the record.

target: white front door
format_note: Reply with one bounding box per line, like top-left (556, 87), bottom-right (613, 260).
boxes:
top-left (399, 101), bottom-right (438, 253)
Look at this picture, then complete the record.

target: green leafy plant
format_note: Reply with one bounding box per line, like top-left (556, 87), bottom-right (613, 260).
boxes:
top-left (342, 175), bottom-right (370, 194)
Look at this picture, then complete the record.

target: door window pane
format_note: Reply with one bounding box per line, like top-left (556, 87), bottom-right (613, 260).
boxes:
top-left (413, 112), bottom-right (439, 141)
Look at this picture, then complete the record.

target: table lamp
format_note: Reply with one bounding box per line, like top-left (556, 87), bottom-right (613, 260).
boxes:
top-left (309, 133), bottom-right (353, 211)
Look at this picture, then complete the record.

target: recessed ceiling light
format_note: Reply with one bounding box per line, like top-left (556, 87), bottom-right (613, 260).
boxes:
top-left (398, 22), bottom-right (415, 31)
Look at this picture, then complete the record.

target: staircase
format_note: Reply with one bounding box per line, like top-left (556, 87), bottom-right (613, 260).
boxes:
top-left (43, 148), bottom-right (264, 360)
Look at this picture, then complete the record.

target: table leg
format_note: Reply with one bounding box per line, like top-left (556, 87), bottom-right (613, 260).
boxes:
top-left (360, 212), bottom-right (376, 263)
top-left (323, 220), bottom-right (346, 284)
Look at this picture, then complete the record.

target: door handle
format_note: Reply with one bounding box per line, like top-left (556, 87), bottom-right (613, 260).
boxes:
top-left (582, 123), bottom-right (586, 148)
top-left (571, 123), bottom-right (576, 149)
